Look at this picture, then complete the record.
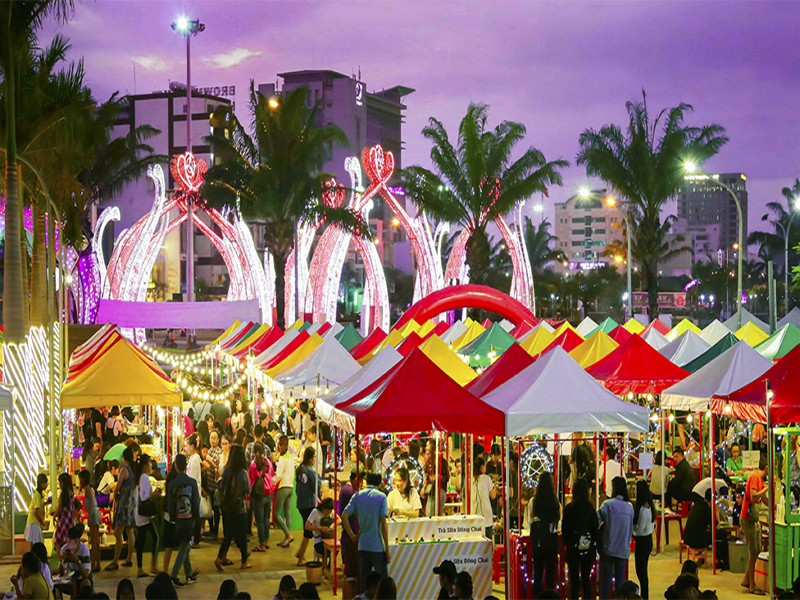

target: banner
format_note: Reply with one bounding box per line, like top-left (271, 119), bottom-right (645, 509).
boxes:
top-left (632, 292), bottom-right (686, 309)
top-left (96, 299), bottom-right (261, 329)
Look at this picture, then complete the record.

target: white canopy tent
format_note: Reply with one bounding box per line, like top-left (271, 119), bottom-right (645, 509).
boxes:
top-left (777, 306), bottom-right (800, 330)
top-left (252, 328), bottom-right (300, 368)
top-left (518, 320), bottom-right (555, 342)
top-left (316, 346), bottom-right (403, 421)
top-left (576, 317), bottom-right (599, 338)
top-left (480, 346), bottom-right (650, 436)
top-left (661, 341), bottom-right (773, 412)
top-left (275, 336), bottom-right (361, 395)
top-left (700, 320), bottom-right (731, 346)
top-left (641, 327), bottom-right (669, 351)
top-left (724, 308), bottom-right (768, 333)
top-left (499, 319), bottom-right (514, 333)
top-left (658, 331), bottom-right (711, 367)
top-left (441, 321), bottom-right (468, 344)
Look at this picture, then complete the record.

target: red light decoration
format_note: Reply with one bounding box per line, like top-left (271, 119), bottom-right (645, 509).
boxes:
top-left (170, 152), bottom-right (208, 193)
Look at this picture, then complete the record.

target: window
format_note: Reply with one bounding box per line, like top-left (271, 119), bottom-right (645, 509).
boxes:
top-left (572, 241), bottom-right (583, 247)
top-left (572, 218), bottom-right (584, 223)
top-left (593, 217), bottom-right (606, 223)
top-left (572, 229), bottom-right (585, 235)
top-left (594, 229), bottom-right (606, 235)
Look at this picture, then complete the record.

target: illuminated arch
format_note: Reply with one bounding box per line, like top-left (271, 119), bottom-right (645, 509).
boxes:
top-left (394, 284), bottom-right (538, 330)
top-left (103, 154), bottom-right (273, 338)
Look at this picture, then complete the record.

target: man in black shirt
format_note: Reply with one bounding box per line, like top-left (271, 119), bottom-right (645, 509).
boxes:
top-left (684, 488), bottom-right (728, 570)
top-left (666, 448), bottom-right (697, 509)
top-left (433, 560), bottom-right (457, 599)
top-left (82, 408), bottom-right (104, 444)
top-left (318, 419), bottom-right (331, 472)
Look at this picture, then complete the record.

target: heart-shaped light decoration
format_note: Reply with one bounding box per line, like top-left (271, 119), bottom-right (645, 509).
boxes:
top-left (362, 144), bottom-right (394, 186)
top-left (170, 152), bottom-right (208, 192)
top-left (321, 179), bottom-right (346, 208)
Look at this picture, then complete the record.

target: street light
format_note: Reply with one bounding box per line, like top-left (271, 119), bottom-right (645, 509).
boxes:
top-left (684, 161), bottom-right (744, 328)
top-left (171, 15), bottom-right (205, 318)
top-left (268, 97), bottom-right (280, 109)
top-left (763, 197), bottom-right (800, 314)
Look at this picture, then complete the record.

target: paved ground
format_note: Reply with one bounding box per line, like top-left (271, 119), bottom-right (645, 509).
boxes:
top-left (0, 521), bottom-right (762, 598)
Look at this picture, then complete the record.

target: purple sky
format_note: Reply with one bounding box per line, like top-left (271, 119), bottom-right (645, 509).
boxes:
top-left (43, 1), bottom-right (800, 239)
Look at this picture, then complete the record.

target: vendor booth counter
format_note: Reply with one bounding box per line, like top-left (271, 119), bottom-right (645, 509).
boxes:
top-left (388, 515), bottom-right (492, 599)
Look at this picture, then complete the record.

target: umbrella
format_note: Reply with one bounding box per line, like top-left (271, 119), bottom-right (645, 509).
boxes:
top-left (103, 443), bottom-right (128, 462)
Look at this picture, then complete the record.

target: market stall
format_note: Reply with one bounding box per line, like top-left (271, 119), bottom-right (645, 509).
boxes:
top-left (658, 331), bottom-right (711, 367)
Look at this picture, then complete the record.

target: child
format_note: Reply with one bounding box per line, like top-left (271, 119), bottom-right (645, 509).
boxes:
top-left (79, 469), bottom-right (102, 571)
top-left (52, 472), bottom-right (76, 551)
top-left (25, 473), bottom-right (48, 544)
top-left (304, 498), bottom-right (335, 560)
top-left (31, 542), bottom-right (53, 591)
top-left (59, 523), bottom-right (92, 588)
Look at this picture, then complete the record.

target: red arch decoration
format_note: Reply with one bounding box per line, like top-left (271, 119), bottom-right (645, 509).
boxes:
top-left (394, 285), bottom-right (539, 330)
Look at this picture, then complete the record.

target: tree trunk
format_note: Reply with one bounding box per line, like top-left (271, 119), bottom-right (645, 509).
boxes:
top-left (645, 262), bottom-right (660, 321)
top-left (465, 227), bottom-right (491, 286)
top-left (30, 197), bottom-right (48, 326)
top-left (274, 249), bottom-right (287, 330)
top-left (4, 54), bottom-right (26, 343)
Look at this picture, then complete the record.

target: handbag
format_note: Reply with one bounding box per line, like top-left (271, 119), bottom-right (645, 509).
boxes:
top-left (138, 497), bottom-right (158, 518)
top-left (200, 495), bottom-right (213, 519)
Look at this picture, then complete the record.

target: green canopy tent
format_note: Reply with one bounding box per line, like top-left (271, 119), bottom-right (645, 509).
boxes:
top-left (754, 323), bottom-right (800, 361)
top-left (587, 317), bottom-right (619, 337)
top-left (682, 333), bottom-right (739, 373)
top-left (456, 323), bottom-right (517, 367)
top-left (335, 323), bottom-right (364, 352)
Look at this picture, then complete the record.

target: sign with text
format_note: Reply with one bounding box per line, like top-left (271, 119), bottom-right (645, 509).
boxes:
top-left (632, 291), bottom-right (686, 309)
top-left (198, 85), bottom-right (236, 97)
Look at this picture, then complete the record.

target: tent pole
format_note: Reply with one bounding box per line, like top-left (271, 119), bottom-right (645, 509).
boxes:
top-left (594, 432), bottom-right (599, 510)
top-left (504, 437), bottom-right (512, 600)
top-left (660, 405), bottom-right (665, 553)
top-left (700, 412), bottom-right (704, 480)
top-left (711, 411), bottom-right (716, 575)
top-left (435, 431), bottom-right (440, 517)
top-left (517, 439), bottom-right (522, 532)
top-left (333, 426), bottom-right (338, 596)
top-left (766, 380), bottom-right (775, 599)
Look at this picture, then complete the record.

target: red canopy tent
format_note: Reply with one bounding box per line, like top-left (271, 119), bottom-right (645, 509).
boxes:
top-left (480, 318), bottom-right (493, 329)
top-left (534, 328), bottom-right (584, 358)
top-left (258, 330), bottom-right (310, 371)
top-left (608, 325), bottom-right (633, 345)
top-left (220, 322), bottom-right (257, 350)
top-left (587, 334), bottom-right (689, 395)
top-left (424, 321), bottom-right (450, 341)
top-left (317, 322), bottom-right (333, 336)
top-left (510, 321), bottom-right (533, 340)
top-left (466, 343), bottom-right (534, 397)
top-left (397, 332), bottom-right (425, 357)
top-left (335, 348), bottom-right (505, 436)
top-left (643, 319), bottom-right (670, 336)
top-left (350, 328), bottom-right (387, 360)
top-left (232, 326), bottom-right (283, 359)
top-left (711, 343), bottom-right (800, 424)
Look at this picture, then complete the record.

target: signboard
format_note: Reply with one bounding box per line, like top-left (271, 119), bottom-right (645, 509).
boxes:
top-left (569, 261), bottom-right (606, 271)
top-left (355, 81), bottom-right (364, 107)
top-left (632, 292), bottom-right (686, 309)
top-left (197, 85), bottom-right (236, 97)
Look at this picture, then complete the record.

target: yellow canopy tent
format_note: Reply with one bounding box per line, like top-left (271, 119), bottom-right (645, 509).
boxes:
top-left (735, 321), bottom-right (769, 347)
top-left (666, 318), bottom-right (701, 342)
top-left (569, 330), bottom-right (619, 368)
top-left (553, 321), bottom-right (582, 339)
top-left (520, 327), bottom-right (557, 357)
top-left (288, 318), bottom-right (306, 331)
top-left (61, 336), bottom-right (181, 409)
top-left (418, 335), bottom-right (477, 386)
top-left (622, 318), bottom-right (645, 334)
top-left (209, 320), bottom-right (241, 347)
top-left (227, 323), bottom-right (271, 355)
top-left (464, 317), bottom-right (475, 326)
top-left (265, 334), bottom-right (324, 378)
top-left (417, 320), bottom-right (436, 338)
top-left (451, 321), bottom-right (486, 350)
top-left (394, 319), bottom-right (421, 338)
top-left (358, 329), bottom-right (407, 365)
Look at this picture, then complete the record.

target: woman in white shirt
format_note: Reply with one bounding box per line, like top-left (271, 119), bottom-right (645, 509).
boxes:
top-left (185, 434), bottom-right (204, 546)
top-left (387, 468), bottom-right (423, 518)
top-left (470, 457), bottom-right (497, 540)
top-left (230, 399), bottom-right (246, 434)
top-left (134, 455), bottom-right (161, 577)
top-left (632, 479), bottom-right (656, 600)
top-left (274, 435), bottom-right (296, 547)
top-left (648, 451), bottom-right (666, 496)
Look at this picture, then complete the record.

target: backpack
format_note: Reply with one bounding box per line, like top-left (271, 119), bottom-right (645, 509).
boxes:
top-left (576, 527), bottom-right (593, 557)
top-left (174, 483), bottom-right (194, 520)
top-left (576, 443), bottom-right (596, 481)
top-left (251, 467), bottom-right (265, 498)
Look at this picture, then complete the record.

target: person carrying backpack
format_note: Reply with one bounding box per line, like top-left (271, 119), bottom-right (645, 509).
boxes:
top-left (215, 445), bottom-right (252, 571)
top-left (249, 442), bottom-right (279, 552)
top-left (562, 478), bottom-right (598, 599)
top-left (167, 454), bottom-right (200, 587)
top-left (569, 432), bottom-right (595, 491)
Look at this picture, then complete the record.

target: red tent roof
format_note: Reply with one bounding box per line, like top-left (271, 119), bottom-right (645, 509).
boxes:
top-left (424, 321), bottom-right (450, 341)
top-left (466, 343), bottom-right (534, 397)
top-left (481, 318), bottom-right (493, 329)
top-left (711, 343), bottom-right (800, 424)
top-left (397, 332), bottom-right (425, 357)
top-left (259, 331), bottom-right (310, 370)
top-left (510, 321), bottom-right (533, 340)
top-left (608, 325), bottom-right (633, 345)
top-left (232, 326), bottom-right (283, 359)
top-left (587, 334), bottom-right (689, 394)
top-left (350, 328), bottom-right (387, 360)
top-left (220, 322), bottom-right (256, 350)
top-left (643, 319), bottom-right (670, 336)
top-left (317, 322), bottom-right (333, 336)
top-left (339, 348), bottom-right (504, 436)
top-left (535, 329), bottom-right (584, 358)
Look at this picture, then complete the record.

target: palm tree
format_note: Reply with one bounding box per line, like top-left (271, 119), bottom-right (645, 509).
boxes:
top-left (577, 91), bottom-right (727, 319)
top-left (523, 217), bottom-right (566, 276)
top-left (749, 180), bottom-right (800, 274)
top-left (0, 0), bottom-right (74, 342)
top-left (402, 103), bottom-right (567, 283)
top-left (203, 82), bottom-right (366, 329)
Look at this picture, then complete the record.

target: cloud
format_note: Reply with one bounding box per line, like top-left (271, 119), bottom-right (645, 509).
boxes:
top-left (131, 55), bottom-right (170, 72)
top-left (203, 48), bottom-right (261, 69)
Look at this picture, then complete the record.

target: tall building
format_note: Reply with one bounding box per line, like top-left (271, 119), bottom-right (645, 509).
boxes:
top-left (105, 87), bottom-right (232, 298)
top-left (258, 71), bottom-right (414, 274)
top-left (553, 190), bottom-right (626, 274)
top-left (678, 173), bottom-right (748, 254)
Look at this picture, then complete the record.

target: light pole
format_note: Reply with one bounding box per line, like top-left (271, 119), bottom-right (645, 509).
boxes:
top-left (684, 162), bottom-right (744, 328)
top-left (765, 197), bottom-right (800, 315)
top-left (171, 16), bottom-right (205, 308)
